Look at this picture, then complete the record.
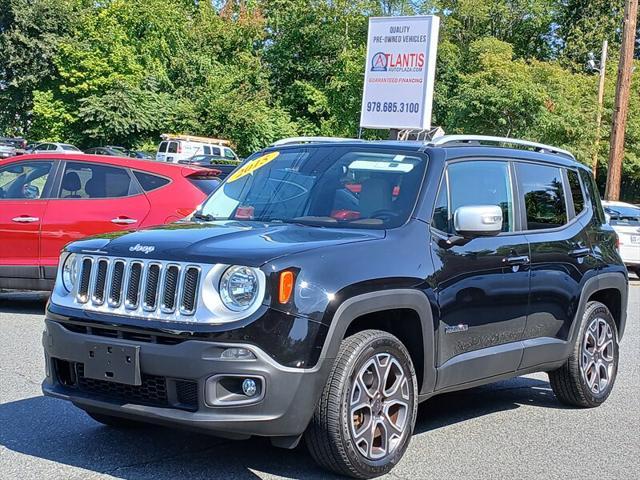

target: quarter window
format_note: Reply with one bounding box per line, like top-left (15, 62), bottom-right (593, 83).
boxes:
top-left (59, 162), bottom-right (136, 199)
top-left (134, 171), bottom-right (170, 192)
top-left (433, 161), bottom-right (514, 233)
top-left (567, 169), bottom-right (585, 215)
top-left (432, 174), bottom-right (449, 232)
top-left (516, 163), bottom-right (567, 230)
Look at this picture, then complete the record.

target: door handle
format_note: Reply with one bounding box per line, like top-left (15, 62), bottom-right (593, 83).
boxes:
top-left (569, 247), bottom-right (591, 258)
top-left (503, 255), bottom-right (530, 266)
top-left (111, 217), bottom-right (137, 225)
top-left (12, 216), bottom-right (40, 223)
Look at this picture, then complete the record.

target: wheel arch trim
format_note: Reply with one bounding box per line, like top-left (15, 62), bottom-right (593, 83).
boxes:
top-left (571, 272), bottom-right (628, 343)
top-left (319, 289), bottom-right (436, 395)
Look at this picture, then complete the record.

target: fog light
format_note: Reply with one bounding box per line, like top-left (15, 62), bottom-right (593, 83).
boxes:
top-left (242, 378), bottom-right (257, 396)
top-left (220, 347), bottom-right (256, 360)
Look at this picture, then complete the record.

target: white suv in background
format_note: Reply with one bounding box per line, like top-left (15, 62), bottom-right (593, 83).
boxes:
top-left (156, 134), bottom-right (238, 163)
top-left (603, 200), bottom-right (640, 277)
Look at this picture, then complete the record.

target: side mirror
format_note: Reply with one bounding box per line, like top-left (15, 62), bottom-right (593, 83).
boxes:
top-left (454, 205), bottom-right (503, 237)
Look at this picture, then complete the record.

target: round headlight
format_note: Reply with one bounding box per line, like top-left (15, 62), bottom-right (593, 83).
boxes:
top-left (61, 253), bottom-right (78, 293)
top-left (219, 266), bottom-right (259, 312)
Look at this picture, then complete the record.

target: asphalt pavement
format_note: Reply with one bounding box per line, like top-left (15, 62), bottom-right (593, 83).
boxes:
top-left (1, 278), bottom-right (638, 480)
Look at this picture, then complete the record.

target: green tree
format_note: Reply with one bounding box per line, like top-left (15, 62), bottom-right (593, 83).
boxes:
top-left (554, 0), bottom-right (625, 67)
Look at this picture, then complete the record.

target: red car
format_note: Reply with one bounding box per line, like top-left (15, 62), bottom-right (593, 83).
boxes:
top-left (0, 153), bottom-right (220, 290)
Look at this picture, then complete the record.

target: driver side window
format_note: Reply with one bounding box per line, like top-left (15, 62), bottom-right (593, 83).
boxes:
top-left (0, 161), bottom-right (53, 200)
top-left (432, 161), bottom-right (515, 233)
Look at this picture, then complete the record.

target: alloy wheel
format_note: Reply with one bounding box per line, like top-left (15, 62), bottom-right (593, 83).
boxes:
top-left (581, 317), bottom-right (615, 394)
top-left (349, 353), bottom-right (411, 460)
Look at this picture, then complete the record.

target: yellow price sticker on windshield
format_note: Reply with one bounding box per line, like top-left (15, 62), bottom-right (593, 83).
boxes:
top-left (227, 151), bottom-right (280, 183)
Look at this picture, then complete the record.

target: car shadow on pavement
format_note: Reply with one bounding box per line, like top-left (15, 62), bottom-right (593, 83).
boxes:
top-left (0, 376), bottom-right (564, 480)
top-left (0, 291), bottom-right (48, 315)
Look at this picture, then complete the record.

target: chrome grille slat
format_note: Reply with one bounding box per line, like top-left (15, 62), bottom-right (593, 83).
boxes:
top-left (91, 259), bottom-right (109, 305)
top-left (76, 256), bottom-right (201, 319)
top-left (143, 263), bottom-right (161, 311)
top-left (77, 258), bottom-right (93, 303)
top-left (108, 260), bottom-right (126, 307)
top-left (180, 266), bottom-right (200, 314)
top-left (161, 265), bottom-right (180, 313)
top-left (125, 261), bottom-right (144, 309)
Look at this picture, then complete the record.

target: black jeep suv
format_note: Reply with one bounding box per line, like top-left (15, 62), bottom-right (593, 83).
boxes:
top-left (42, 136), bottom-right (628, 478)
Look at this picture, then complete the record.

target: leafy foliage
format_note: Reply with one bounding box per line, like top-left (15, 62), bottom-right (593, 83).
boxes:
top-left (0, 0), bottom-right (638, 199)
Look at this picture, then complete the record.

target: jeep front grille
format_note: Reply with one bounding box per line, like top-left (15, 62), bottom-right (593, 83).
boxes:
top-left (75, 256), bottom-right (202, 318)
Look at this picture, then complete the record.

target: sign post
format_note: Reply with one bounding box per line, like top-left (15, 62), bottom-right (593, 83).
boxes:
top-left (360, 16), bottom-right (440, 131)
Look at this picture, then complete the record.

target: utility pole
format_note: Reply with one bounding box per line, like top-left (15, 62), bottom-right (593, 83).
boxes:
top-left (591, 40), bottom-right (608, 178)
top-left (605, 0), bottom-right (638, 200)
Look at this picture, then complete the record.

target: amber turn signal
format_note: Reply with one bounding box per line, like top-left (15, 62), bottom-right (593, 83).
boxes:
top-left (278, 271), bottom-right (294, 304)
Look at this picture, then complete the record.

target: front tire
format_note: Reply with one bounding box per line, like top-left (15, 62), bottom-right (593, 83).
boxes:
top-left (549, 301), bottom-right (619, 408)
top-left (305, 330), bottom-right (418, 479)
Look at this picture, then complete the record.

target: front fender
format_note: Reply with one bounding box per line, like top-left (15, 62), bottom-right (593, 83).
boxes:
top-left (316, 289), bottom-right (437, 395)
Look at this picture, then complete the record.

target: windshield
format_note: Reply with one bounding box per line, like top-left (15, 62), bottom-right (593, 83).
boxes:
top-left (198, 146), bottom-right (427, 229)
top-left (61, 144), bottom-right (80, 151)
top-left (605, 205), bottom-right (640, 226)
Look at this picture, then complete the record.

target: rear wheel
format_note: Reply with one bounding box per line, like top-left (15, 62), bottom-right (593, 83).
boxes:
top-left (549, 301), bottom-right (619, 408)
top-left (305, 330), bottom-right (418, 479)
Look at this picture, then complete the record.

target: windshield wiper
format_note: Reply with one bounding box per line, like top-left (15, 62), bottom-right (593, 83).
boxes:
top-left (192, 211), bottom-right (217, 222)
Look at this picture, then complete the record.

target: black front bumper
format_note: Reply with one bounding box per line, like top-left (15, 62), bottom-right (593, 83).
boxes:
top-left (42, 318), bottom-right (332, 440)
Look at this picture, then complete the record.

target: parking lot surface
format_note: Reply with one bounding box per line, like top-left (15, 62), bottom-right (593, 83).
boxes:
top-left (1, 279), bottom-right (638, 480)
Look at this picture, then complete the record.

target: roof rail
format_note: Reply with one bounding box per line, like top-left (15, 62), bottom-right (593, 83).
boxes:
top-left (270, 136), bottom-right (359, 147)
top-left (428, 135), bottom-right (575, 160)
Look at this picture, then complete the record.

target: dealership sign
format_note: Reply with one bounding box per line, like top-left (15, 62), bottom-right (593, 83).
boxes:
top-left (360, 15), bottom-right (440, 130)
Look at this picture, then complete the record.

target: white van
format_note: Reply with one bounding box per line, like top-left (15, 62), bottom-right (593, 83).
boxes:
top-left (156, 134), bottom-right (238, 163)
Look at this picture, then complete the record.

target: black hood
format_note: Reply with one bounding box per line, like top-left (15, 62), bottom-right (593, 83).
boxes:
top-left (68, 221), bottom-right (385, 266)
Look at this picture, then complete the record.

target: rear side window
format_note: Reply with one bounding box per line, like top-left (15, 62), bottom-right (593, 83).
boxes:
top-left (210, 146), bottom-right (222, 156)
top-left (434, 160), bottom-right (514, 233)
top-left (567, 169), bottom-right (585, 215)
top-left (134, 171), bottom-right (170, 192)
top-left (59, 162), bottom-right (137, 199)
top-left (167, 142), bottom-right (178, 154)
top-left (516, 163), bottom-right (567, 230)
top-left (579, 169), bottom-right (606, 224)
top-left (158, 142), bottom-right (168, 153)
